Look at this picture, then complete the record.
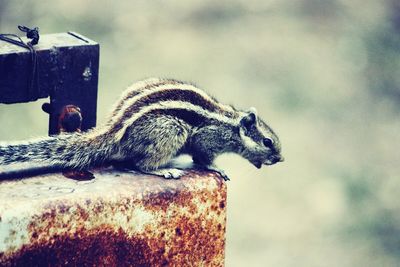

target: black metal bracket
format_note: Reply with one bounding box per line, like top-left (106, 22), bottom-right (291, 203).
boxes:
top-left (0, 31), bottom-right (99, 135)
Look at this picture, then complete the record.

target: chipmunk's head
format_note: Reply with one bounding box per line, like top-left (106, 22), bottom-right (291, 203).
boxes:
top-left (238, 107), bottom-right (284, 169)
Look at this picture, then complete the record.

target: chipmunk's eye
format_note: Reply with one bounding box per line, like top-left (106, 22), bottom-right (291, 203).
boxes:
top-left (263, 138), bottom-right (273, 148)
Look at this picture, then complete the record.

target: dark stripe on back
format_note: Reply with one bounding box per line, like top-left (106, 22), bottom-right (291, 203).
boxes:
top-left (120, 88), bottom-right (234, 122)
top-left (122, 108), bottom-right (219, 134)
top-left (111, 80), bottom-right (168, 115)
top-left (154, 109), bottom-right (209, 127)
top-left (115, 79), bottom-right (186, 110)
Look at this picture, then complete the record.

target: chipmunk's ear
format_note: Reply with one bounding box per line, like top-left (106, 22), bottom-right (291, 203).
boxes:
top-left (240, 107), bottom-right (257, 132)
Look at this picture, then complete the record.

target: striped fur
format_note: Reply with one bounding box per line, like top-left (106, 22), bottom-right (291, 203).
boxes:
top-left (97, 78), bottom-right (239, 140)
top-left (114, 100), bottom-right (239, 141)
top-left (106, 78), bottom-right (179, 122)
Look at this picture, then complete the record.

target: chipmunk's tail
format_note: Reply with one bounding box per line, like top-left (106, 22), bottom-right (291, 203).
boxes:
top-left (0, 132), bottom-right (111, 170)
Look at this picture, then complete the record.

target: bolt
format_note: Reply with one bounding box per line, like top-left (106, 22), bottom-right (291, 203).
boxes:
top-left (58, 105), bottom-right (82, 133)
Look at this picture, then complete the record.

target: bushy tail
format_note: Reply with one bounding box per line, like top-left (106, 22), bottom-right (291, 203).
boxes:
top-left (0, 136), bottom-right (61, 165)
top-left (0, 133), bottom-right (111, 170)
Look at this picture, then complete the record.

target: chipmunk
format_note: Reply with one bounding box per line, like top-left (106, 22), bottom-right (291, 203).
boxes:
top-left (0, 78), bottom-right (283, 180)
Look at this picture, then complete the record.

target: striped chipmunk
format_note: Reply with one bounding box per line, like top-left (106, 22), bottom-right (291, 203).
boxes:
top-left (0, 78), bottom-right (283, 180)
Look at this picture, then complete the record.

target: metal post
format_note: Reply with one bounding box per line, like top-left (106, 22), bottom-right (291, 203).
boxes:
top-left (0, 32), bottom-right (99, 134)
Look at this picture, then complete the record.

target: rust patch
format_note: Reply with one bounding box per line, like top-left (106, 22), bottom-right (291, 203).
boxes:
top-left (143, 190), bottom-right (196, 213)
top-left (62, 170), bottom-right (95, 181)
top-left (1, 227), bottom-right (157, 266)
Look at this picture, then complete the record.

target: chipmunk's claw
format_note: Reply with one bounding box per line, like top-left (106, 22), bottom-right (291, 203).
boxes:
top-left (205, 165), bottom-right (230, 181)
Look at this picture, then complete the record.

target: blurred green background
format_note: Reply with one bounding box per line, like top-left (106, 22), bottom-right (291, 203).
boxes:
top-left (1, 0), bottom-right (400, 266)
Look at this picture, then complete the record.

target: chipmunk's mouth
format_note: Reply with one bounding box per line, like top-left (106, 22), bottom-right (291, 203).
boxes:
top-left (251, 155), bottom-right (284, 169)
top-left (264, 155), bottom-right (285, 166)
top-left (252, 161), bottom-right (262, 169)
top-left (251, 160), bottom-right (263, 169)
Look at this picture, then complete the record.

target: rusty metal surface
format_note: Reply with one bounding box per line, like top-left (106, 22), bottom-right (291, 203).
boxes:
top-left (0, 169), bottom-right (226, 266)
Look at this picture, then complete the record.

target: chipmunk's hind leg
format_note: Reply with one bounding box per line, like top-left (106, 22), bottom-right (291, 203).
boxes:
top-left (121, 114), bottom-right (191, 179)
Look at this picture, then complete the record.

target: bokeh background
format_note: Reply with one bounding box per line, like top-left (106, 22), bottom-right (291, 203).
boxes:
top-left (1, 1), bottom-right (400, 266)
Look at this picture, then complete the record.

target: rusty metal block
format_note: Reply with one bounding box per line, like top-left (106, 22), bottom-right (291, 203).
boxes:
top-left (0, 169), bottom-right (226, 266)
